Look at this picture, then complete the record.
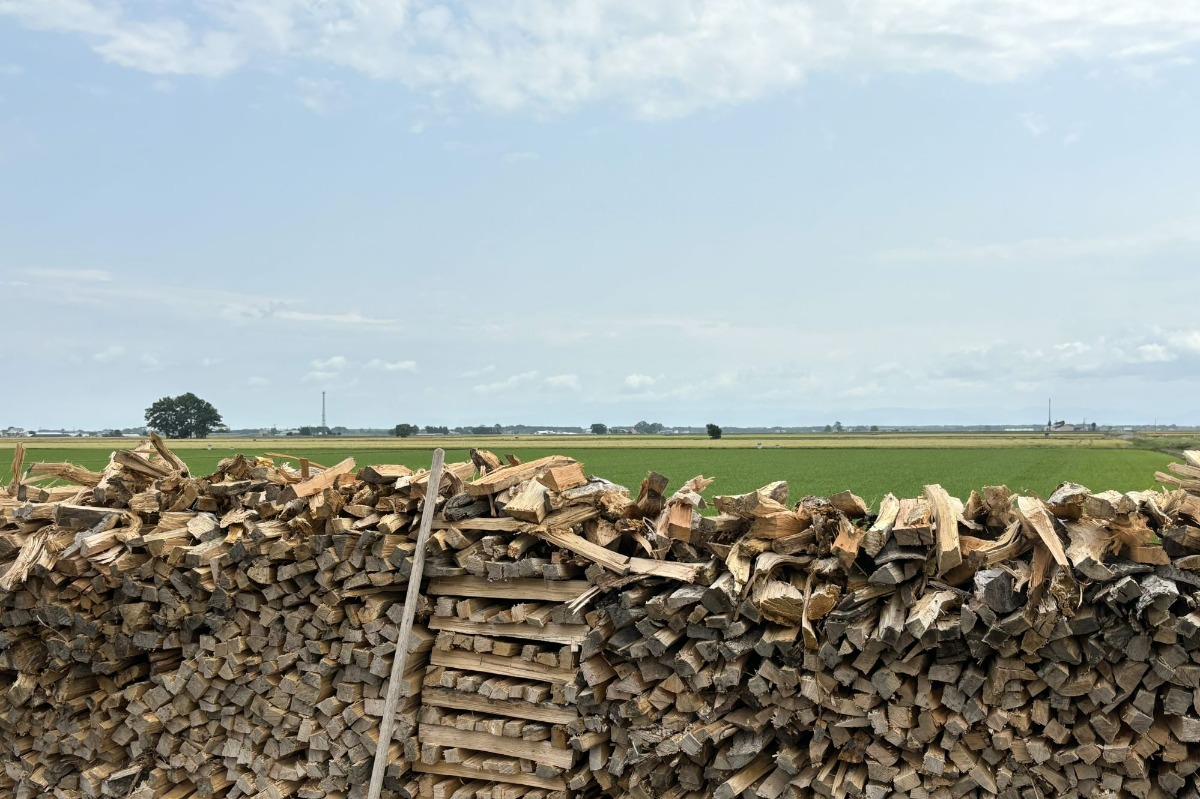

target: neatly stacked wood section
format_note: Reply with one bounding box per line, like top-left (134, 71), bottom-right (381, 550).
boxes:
top-left (413, 576), bottom-right (594, 798)
top-left (7, 441), bottom-right (1200, 799)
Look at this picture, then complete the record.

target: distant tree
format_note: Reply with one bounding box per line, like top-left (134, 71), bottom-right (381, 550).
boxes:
top-left (393, 423), bottom-right (419, 438)
top-left (591, 423), bottom-right (608, 435)
top-left (869, 425), bottom-right (879, 433)
top-left (824, 425), bottom-right (833, 433)
top-left (298, 426), bottom-right (314, 436)
top-left (833, 421), bottom-right (844, 433)
top-left (103, 429), bottom-right (123, 438)
top-left (634, 421), bottom-right (664, 435)
top-left (706, 423), bottom-right (722, 440)
top-left (1090, 422), bottom-right (1098, 432)
top-left (424, 425), bottom-right (450, 435)
top-left (144, 393), bottom-right (225, 439)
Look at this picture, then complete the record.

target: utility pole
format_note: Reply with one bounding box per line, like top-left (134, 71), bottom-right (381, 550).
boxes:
top-left (321, 391), bottom-right (327, 432)
top-left (1046, 398), bottom-right (1051, 438)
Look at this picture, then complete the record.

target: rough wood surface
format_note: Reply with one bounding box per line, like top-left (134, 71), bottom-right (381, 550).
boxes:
top-left (5, 443), bottom-right (1200, 799)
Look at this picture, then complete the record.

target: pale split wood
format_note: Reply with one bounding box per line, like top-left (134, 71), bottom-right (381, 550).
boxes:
top-left (292, 457), bottom-right (357, 498)
top-left (924, 484), bottom-right (962, 576)
top-left (1015, 496), bottom-right (1071, 570)
top-left (6, 443), bottom-right (24, 496)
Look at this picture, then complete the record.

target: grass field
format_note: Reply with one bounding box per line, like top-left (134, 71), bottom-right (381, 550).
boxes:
top-left (0, 433), bottom-right (1177, 507)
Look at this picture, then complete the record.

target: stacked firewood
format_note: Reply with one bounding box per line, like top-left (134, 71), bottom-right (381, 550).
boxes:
top-left (7, 441), bottom-right (1200, 799)
top-left (0, 441), bottom-right (439, 799)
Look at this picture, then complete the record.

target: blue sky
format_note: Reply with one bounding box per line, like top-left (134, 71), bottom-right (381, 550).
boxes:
top-left (2, 1), bottom-right (1200, 430)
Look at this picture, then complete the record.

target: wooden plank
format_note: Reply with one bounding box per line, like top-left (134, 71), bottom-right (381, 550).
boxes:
top-left (421, 687), bottom-right (577, 725)
top-left (428, 616), bottom-right (589, 646)
top-left (366, 449), bottom-right (444, 799)
top-left (430, 649), bottom-right (578, 685)
top-left (432, 517), bottom-right (526, 532)
top-left (413, 761), bottom-right (567, 791)
top-left (428, 576), bottom-right (592, 602)
top-left (419, 725), bottom-right (575, 770)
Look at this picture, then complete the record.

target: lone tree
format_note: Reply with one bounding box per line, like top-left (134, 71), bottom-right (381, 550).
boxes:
top-left (145, 393), bottom-right (225, 439)
top-left (634, 420), bottom-right (664, 435)
top-left (590, 423), bottom-right (608, 435)
top-left (706, 423), bottom-right (722, 439)
top-left (392, 423), bottom-right (419, 438)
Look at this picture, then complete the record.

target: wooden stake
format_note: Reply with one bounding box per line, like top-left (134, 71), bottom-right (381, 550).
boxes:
top-left (367, 447), bottom-right (445, 799)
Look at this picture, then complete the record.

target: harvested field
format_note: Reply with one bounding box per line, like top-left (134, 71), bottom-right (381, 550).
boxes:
top-left (3, 441), bottom-right (1200, 799)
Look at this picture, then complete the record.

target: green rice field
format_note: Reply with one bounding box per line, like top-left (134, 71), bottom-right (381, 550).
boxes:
top-left (0, 433), bottom-right (1178, 508)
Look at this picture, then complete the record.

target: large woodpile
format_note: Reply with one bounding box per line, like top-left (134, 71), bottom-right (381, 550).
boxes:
top-left (4, 443), bottom-right (1200, 799)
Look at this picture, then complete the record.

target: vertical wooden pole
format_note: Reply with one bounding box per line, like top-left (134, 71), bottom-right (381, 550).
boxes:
top-left (366, 447), bottom-right (445, 799)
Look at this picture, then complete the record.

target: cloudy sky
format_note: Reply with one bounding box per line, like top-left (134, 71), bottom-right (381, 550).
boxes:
top-left (2, 1), bottom-right (1199, 430)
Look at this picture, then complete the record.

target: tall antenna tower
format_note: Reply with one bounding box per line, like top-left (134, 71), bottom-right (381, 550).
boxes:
top-left (322, 391), bottom-right (327, 430)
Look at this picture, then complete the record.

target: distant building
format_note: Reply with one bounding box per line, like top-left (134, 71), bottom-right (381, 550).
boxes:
top-left (2, 427), bottom-right (26, 437)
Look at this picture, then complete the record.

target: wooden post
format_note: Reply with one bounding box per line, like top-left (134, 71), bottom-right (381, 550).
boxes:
top-left (366, 447), bottom-right (445, 799)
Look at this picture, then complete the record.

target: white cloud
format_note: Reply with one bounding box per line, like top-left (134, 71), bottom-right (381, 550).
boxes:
top-left (248, 376), bottom-right (269, 387)
top-left (1, 64), bottom-right (23, 76)
top-left (545, 374), bottom-right (580, 390)
top-left (140, 353), bottom-right (164, 370)
top-left (1137, 343), bottom-right (1175, 363)
top-left (26, 267), bottom-right (113, 282)
top-left (272, 309), bottom-right (399, 327)
top-left (366, 358), bottom-right (417, 372)
top-left (1063, 132), bottom-right (1081, 145)
top-left (5, 1), bottom-right (1200, 117)
top-left (474, 370), bottom-right (539, 394)
top-left (0, 1), bottom-right (242, 77)
top-left (879, 216), bottom-right (1200, 263)
top-left (1018, 112), bottom-right (1048, 137)
top-left (461, 365), bottom-right (496, 378)
top-left (624, 374), bottom-right (660, 389)
top-left (201, 357), bottom-right (222, 367)
top-left (1053, 342), bottom-right (1090, 358)
top-left (297, 77), bottom-right (344, 114)
top-left (302, 370), bottom-right (339, 384)
top-left (1169, 330), bottom-right (1200, 354)
top-left (310, 355), bottom-right (348, 371)
top-left (152, 78), bottom-right (174, 93)
top-left (93, 345), bottom-right (124, 363)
